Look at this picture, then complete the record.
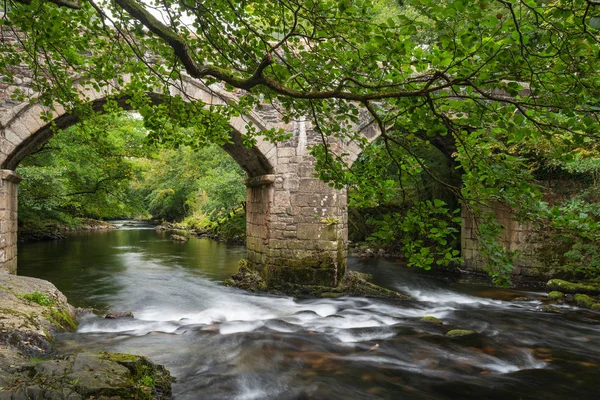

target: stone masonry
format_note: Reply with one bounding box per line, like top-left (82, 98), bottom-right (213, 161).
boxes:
top-left (462, 203), bottom-right (551, 278)
top-left (0, 170), bottom-right (21, 274)
top-left (245, 133), bottom-right (348, 288)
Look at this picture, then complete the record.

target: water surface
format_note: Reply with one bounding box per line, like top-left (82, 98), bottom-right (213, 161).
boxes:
top-left (18, 225), bottom-right (600, 399)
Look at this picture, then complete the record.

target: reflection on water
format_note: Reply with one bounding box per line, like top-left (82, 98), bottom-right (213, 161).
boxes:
top-left (18, 227), bottom-right (600, 399)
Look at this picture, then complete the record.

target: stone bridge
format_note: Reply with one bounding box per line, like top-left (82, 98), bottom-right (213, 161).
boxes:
top-left (0, 72), bottom-right (381, 288)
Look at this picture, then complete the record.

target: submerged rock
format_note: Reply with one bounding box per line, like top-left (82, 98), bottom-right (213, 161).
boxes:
top-left (170, 234), bottom-right (189, 242)
top-left (420, 316), bottom-right (443, 325)
top-left (540, 305), bottom-right (561, 313)
top-left (446, 329), bottom-right (476, 338)
top-left (105, 311), bottom-right (135, 319)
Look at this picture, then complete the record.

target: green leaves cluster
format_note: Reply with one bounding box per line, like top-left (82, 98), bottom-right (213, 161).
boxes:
top-left (17, 113), bottom-right (148, 230)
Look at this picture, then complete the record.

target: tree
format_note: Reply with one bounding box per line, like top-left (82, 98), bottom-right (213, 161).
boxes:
top-left (17, 113), bottom-right (148, 230)
top-left (2, 0), bottom-right (600, 282)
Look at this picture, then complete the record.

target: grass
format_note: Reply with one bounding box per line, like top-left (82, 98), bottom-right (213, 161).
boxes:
top-left (19, 290), bottom-right (54, 306)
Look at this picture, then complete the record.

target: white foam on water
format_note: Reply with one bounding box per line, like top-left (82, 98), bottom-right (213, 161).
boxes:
top-left (219, 321), bottom-right (265, 335)
top-left (333, 328), bottom-right (396, 343)
top-left (77, 319), bottom-right (180, 335)
top-left (399, 286), bottom-right (503, 306)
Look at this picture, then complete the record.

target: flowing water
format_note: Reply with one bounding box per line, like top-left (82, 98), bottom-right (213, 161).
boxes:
top-left (18, 223), bottom-right (600, 399)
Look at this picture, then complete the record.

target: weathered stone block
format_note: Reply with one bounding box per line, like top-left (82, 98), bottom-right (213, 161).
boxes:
top-left (277, 147), bottom-right (296, 158)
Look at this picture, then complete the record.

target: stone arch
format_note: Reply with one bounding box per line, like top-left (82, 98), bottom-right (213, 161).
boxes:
top-left (0, 76), bottom-right (277, 176)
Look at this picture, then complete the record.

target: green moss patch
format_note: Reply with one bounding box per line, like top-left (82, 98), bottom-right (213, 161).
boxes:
top-left (420, 316), bottom-right (443, 325)
top-left (224, 260), bottom-right (409, 299)
top-left (18, 290), bottom-right (54, 306)
top-left (547, 279), bottom-right (600, 295)
top-left (574, 294), bottom-right (596, 308)
top-left (43, 308), bottom-right (78, 332)
top-left (547, 291), bottom-right (564, 301)
top-left (446, 329), bottom-right (476, 338)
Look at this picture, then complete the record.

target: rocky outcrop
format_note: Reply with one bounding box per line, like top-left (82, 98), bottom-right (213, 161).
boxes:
top-left (0, 273), bottom-right (172, 399)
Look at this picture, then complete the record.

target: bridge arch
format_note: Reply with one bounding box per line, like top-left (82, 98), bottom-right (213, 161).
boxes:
top-left (0, 76), bottom-right (278, 176)
top-left (0, 75), bottom-right (357, 289)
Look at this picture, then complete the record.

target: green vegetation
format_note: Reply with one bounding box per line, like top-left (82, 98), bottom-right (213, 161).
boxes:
top-left (547, 291), bottom-right (565, 302)
top-left (44, 308), bottom-right (78, 332)
top-left (17, 113), bottom-right (247, 240)
top-left (446, 329), bottom-right (476, 338)
top-left (547, 279), bottom-right (600, 295)
top-left (19, 291), bottom-right (54, 307)
top-left (420, 316), bottom-right (443, 325)
top-left (17, 113), bottom-right (148, 233)
top-left (574, 294), bottom-right (596, 308)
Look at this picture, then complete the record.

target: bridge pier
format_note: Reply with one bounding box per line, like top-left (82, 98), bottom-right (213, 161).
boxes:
top-left (0, 170), bottom-right (21, 274)
top-left (245, 149), bottom-right (348, 288)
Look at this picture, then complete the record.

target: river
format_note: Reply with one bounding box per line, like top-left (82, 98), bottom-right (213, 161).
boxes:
top-left (18, 223), bottom-right (600, 399)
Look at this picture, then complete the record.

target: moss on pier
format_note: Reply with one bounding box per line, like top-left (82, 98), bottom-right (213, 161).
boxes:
top-left (224, 259), bottom-right (409, 299)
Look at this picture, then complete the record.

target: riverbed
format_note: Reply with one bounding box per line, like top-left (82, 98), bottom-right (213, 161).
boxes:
top-left (18, 224), bottom-right (600, 399)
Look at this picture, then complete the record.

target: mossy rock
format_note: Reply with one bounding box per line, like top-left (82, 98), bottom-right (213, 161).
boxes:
top-left (224, 260), bottom-right (409, 299)
top-left (591, 303), bottom-right (600, 312)
top-left (223, 260), bottom-right (267, 292)
top-left (547, 279), bottom-right (600, 295)
top-left (547, 291), bottom-right (564, 301)
top-left (574, 294), bottom-right (596, 309)
top-left (540, 305), bottom-right (561, 313)
top-left (446, 329), bottom-right (476, 338)
top-left (420, 316), bottom-right (443, 325)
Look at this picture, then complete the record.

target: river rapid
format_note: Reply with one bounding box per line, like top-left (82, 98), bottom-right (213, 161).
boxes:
top-left (18, 223), bottom-right (600, 399)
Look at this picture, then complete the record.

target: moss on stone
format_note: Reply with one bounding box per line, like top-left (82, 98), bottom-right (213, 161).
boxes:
top-left (224, 260), bottom-right (409, 299)
top-left (223, 259), bottom-right (267, 292)
top-left (99, 351), bottom-right (173, 399)
top-left (591, 303), bottom-right (600, 311)
top-left (574, 294), bottom-right (596, 308)
top-left (446, 329), bottom-right (476, 338)
top-left (420, 316), bottom-right (443, 325)
top-left (547, 279), bottom-right (600, 295)
top-left (43, 307), bottom-right (77, 332)
top-left (547, 291), bottom-right (564, 301)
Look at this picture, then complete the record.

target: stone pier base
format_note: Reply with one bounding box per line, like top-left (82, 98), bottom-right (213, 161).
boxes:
top-left (0, 170), bottom-right (21, 274)
top-left (245, 148), bottom-right (348, 288)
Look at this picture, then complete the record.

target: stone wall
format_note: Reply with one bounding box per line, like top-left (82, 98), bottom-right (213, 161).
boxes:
top-left (0, 170), bottom-right (21, 274)
top-left (245, 125), bottom-right (348, 288)
top-left (461, 203), bottom-right (551, 278)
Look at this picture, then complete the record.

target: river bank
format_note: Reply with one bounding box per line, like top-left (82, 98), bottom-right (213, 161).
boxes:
top-left (18, 218), bottom-right (119, 243)
top-left (0, 273), bottom-right (172, 399)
